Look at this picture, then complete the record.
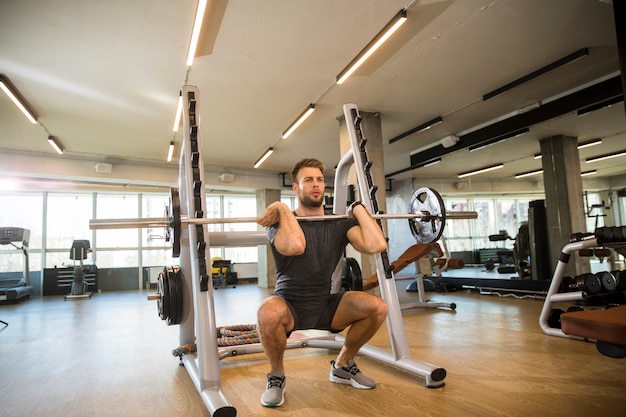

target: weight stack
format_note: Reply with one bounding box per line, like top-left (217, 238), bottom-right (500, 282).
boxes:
top-left (529, 200), bottom-right (552, 280)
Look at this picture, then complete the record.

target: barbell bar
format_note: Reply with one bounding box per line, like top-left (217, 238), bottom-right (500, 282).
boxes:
top-left (88, 186), bottom-right (477, 256)
top-left (89, 210), bottom-right (477, 230)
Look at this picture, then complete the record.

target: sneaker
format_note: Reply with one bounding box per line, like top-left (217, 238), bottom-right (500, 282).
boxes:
top-left (261, 370), bottom-right (286, 407)
top-left (329, 359), bottom-right (376, 389)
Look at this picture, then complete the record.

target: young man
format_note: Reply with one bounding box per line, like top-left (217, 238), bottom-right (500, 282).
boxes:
top-left (256, 158), bottom-right (388, 408)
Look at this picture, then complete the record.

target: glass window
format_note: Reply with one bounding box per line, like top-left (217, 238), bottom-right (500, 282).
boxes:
top-left (223, 195), bottom-right (258, 263)
top-left (206, 195), bottom-right (222, 232)
top-left (46, 193), bottom-right (93, 250)
top-left (142, 249), bottom-right (177, 268)
top-left (0, 193), bottom-right (44, 249)
top-left (473, 199), bottom-right (495, 246)
top-left (95, 194), bottom-right (139, 248)
top-left (96, 250), bottom-right (139, 268)
top-left (585, 192), bottom-right (605, 232)
top-left (496, 199), bottom-right (517, 239)
top-left (142, 193), bottom-right (170, 247)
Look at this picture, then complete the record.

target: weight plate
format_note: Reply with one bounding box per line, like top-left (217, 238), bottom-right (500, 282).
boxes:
top-left (342, 257), bottom-right (363, 292)
top-left (166, 266), bottom-right (183, 325)
top-left (408, 187), bottom-right (446, 244)
top-left (170, 187), bottom-right (181, 258)
top-left (157, 270), bottom-right (170, 321)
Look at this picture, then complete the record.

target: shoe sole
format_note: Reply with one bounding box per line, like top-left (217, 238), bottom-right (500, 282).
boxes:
top-left (260, 386), bottom-right (286, 407)
top-left (329, 373), bottom-right (376, 389)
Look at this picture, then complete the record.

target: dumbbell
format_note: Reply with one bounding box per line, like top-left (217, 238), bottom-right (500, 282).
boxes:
top-left (596, 271), bottom-right (617, 293)
top-left (560, 273), bottom-right (601, 295)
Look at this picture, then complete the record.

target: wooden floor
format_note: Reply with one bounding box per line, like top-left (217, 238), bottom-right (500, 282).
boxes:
top-left (1, 281), bottom-right (625, 417)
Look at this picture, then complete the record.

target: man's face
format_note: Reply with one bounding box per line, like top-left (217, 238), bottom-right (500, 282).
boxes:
top-left (293, 167), bottom-right (325, 208)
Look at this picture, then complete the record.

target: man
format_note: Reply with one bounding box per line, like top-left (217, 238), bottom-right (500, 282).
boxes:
top-left (256, 158), bottom-right (388, 408)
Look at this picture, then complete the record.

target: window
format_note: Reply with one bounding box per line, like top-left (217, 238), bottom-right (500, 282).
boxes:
top-left (223, 195), bottom-right (258, 263)
top-left (95, 194), bottom-right (139, 248)
top-left (0, 193), bottom-right (43, 273)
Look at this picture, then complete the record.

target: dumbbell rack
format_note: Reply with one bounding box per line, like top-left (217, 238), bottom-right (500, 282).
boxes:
top-left (539, 226), bottom-right (626, 339)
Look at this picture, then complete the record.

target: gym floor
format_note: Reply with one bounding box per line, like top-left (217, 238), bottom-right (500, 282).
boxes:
top-left (0, 279), bottom-right (624, 417)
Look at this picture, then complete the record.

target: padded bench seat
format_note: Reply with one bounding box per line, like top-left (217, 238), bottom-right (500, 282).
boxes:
top-left (561, 305), bottom-right (626, 358)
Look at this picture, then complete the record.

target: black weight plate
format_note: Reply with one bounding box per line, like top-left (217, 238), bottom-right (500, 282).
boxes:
top-left (157, 270), bottom-right (170, 321)
top-left (408, 187), bottom-right (446, 244)
top-left (346, 257), bottom-right (363, 291)
top-left (170, 187), bottom-right (181, 258)
top-left (597, 271), bottom-right (617, 292)
top-left (166, 266), bottom-right (182, 325)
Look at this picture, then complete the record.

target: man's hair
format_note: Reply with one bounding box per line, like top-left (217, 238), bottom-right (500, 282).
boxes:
top-left (291, 158), bottom-right (325, 183)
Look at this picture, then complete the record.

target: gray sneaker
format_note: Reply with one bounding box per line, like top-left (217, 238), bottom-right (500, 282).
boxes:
top-left (329, 360), bottom-right (376, 389)
top-left (261, 370), bottom-right (286, 407)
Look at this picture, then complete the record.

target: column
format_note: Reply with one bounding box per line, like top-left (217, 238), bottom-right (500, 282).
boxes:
top-left (540, 135), bottom-right (589, 277)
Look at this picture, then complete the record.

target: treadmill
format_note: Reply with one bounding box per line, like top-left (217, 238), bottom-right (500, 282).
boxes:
top-left (0, 227), bottom-right (35, 301)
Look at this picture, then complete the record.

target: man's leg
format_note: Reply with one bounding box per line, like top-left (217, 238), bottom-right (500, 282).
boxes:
top-left (257, 295), bottom-right (294, 373)
top-left (257, 295), bottom-right (294, 407)
top-left (331, 291), bottom-right (388, 364)
top-left (329, 292), bottom-right (387, 389)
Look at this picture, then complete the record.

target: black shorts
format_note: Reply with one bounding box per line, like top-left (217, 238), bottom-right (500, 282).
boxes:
top-left (272, 292), bottom-right (345, 334)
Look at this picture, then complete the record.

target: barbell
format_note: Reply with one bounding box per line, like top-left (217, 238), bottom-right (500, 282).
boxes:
top-left (89, 186), bottom-right (477, 256)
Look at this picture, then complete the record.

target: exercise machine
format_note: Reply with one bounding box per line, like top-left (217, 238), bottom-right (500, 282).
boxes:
top-left (0, 227), bottom-right (34, 302)
top-left (90, 91), bottom-right (480, 416)
top-left (539, 226), bottom-right (626, 357)
top-left (64, 239), bottom-right (93, 300)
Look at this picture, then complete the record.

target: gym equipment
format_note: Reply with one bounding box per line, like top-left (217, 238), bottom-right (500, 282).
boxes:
top-left (539, 226), bottom-right (626, 346)
top-left (561, 305), bottom-right (626, 358)
top-left (90, 188), bottom-right (477, 256)
top-left (0, 227), bottom-right (34, 302)
top-left (64, 240), bottom-right (93, 300)
top-left (93, 95), bottom-right (450, 417)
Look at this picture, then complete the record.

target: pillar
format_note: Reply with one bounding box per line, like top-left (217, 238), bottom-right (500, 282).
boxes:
top-left (339, 110), bottom-right (387, 282)
top-left (256, 188), bottom-right (280, 288)
top-left (540, 135), bottom-right (589, 277)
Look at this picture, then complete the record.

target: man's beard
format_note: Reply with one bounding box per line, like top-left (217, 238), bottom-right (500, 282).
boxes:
top-left (300, 193), bottom-right (323, 209)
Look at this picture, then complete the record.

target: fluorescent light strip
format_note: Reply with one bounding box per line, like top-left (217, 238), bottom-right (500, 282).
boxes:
top-left (282, 104), bottom-right (315, 139)
top-left (388, 116), bottom-right (443, 144)
top-left (421, 158), bottom-right (441, 168)
top-left (515, 169), bottom-right (543, 179)
top-left (173, 92), bottom-right (183, 132)
top-left (585, 149), bottom-right (626, 163)
top-left (581, 170), bottom-right (597, 177)
top-left (0, 74), bottom-right (38, 124)
top-left (167, 141), bottom-right (175, 162)
top-left (534, 153), bottom-right (542, 159)
top-left (336, 9), bottom-right (407, 84)
top-left (577, 138), bottom-right (602, 149)
top-left (186, 0), bottom-right (208, 66)
top-left (48, 135), bottom-right (64, 155)
top-left (458, 163), bottom-right (504, 178)
top-left (254, 147), bottom-right (274, 168)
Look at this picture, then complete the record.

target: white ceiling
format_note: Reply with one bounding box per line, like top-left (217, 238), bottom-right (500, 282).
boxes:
top-left (1, 0), bottom-right (624, 189)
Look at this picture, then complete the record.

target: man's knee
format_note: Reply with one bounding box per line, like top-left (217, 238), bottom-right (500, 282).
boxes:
top-left (258, 296), bottom-right (291, 329)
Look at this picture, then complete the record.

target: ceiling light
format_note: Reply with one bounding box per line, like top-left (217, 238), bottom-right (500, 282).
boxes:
top-left (282, 104), bottom-right (315, 139)
top-left (534, 153), bottom-right (542, 159)
top-left (577, 94), bottom-right (623, 116)
top-left (0, 74), bottom-right (38, 124)
top-left (336, 9), bottom-right (407, 84)
top-left (186, 0), bottom-right (208, 66)
top-left (167, 141), bottom-right (175, 162)
top-left (577, 138), bottom-right (602, 149)
top-left (468, 128), bottom-right (529, 152)
top-left (458, 164), bottom-right (504, 178)
top-left (515, 169), bottom-right (543, 179)
top-left (388, 116), bottom-right (443, 144)
top-left (47, 135), bottom-right (64, 155)
top-left (254, 147), bottom-right (274, 169)
top-left (585, 149), bottom-right (626, 163)
top-left (581, 170), bottom-right (597, 177)
top-left (173, 92), bottom-right (183, 132)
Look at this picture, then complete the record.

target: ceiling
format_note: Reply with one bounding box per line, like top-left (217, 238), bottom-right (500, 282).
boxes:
top-left (1, 0), bottom-right (625, 190)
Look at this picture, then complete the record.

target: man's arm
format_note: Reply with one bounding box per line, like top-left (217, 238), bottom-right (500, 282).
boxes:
top-left (346, 202), bottom-right (388, 254)
top-left (257, 201), bottom-right (306, 256)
